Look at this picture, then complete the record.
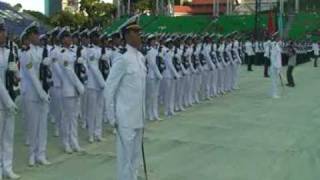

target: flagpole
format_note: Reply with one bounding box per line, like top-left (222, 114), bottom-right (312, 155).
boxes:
top-left (117, 0), bottom-right (121, 18)
top-left (212, 0), bottom-right (214, 17)
top-left (127, 0), bottom-right (130, 15)
top-left (279, 0), bottom-right (284, 38)
top-left (295, 0), bottom-right (299, 13)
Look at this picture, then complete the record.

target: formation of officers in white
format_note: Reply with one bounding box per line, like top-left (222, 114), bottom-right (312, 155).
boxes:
top-left (0, 14), bottom-right (319, 180)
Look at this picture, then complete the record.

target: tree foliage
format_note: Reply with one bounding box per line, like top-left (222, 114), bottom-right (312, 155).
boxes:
top-left (13, 3), bottom-right (22, 12)
top-left (49, 10), bottom-right (88, 28)
top-left (80, 0), bottom-right (116, 27)
top-left (23, 10), bottom-right (52, 26)
top-left (133, 0), bottom-right (152, 14)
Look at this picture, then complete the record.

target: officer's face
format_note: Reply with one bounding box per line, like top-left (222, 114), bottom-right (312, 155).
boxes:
top-left (73, 37), bottom-right (79, 45)
top-left (150, 39), bottom-right (156, 47)
top-left (22, 38), bottom-right (30, 46)
top-left (112, 37), bottom-right (121, 46)
top-left (126, 28), bottom-right (141, 49)
top-left (29, 32), bottom-right (40, 45)
top-left (0, 30), bottom-right (6, 45)
top-left (82, 37), bottom-right (89, 46)
top-left (63, 36), bottom-right (72, 47)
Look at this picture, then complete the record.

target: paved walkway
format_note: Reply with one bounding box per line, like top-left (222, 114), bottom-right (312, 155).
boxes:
top-left (13, 63), bottom-right (320, 180)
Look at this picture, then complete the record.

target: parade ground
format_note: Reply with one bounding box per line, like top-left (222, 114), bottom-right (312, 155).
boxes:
top-left (13, 62), bottom-right (320, 180)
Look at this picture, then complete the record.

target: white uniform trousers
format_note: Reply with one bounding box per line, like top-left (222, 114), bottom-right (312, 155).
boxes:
top-left (50, 87), bottom-right (62, 136)
top-left (25, 100), bottom-right (48, 161)
top-left (193, 73), bottom-right (201, 103)
top-left (0, 110), bottom-right (15, 174)
top-left (61, 97), bottom-right (81, 150)
top-left (86, 89), bottom-right (104, 139)
top-left (232, 63), bottom-right (241, 89)
top-left (223, 65), bottom-right (230, 92)
top-left (270, 67), bottom-right (281, 97)
top-left (217, 68), bottom-right (224, 94)
top-left (48, 89), bottom-right (55, 123)
top-left (146, 78), bottom-right (161, 120)
top-left (163, 78), bottom-right (175, 116)
top-left (159, 79), bottom-right (165, 105)
top-left (116, 127), bottom-right (143, 180)
top-left (201, 70), bottom-right (211, 100)
top-left (20, 95), bottom-right (29, 145)
top-left (183, 75), bottom-right (192, 107)
top-left (210, 69), bottom-right (218, 97)
top-left (174, 77), bottom-right (184, 111)
top-left (80, 90), bottom-right (87, 128)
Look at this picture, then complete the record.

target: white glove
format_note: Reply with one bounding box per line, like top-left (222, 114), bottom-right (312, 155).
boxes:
top-left (43, 57), bottom-right (52, 66)
top-left (106, 109), bottom-right (116, 127)
top-left (7, 101), bottom-right (17, 113)
top-left (77, 84), bottom-right (85, 95)
top-left (77, 57), bottom-right (85, 64)
top-left (39, 91), bottom-right (50, 103)
top-left (109, 118), bottom-right (116, 128)
top-left (101, 54), bottom-right (109, 61)
top-left (8, 62), bottom-right (18, 72)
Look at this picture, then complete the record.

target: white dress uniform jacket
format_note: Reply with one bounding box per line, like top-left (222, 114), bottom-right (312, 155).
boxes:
top-left (105, 44), bottom-right (146, 129)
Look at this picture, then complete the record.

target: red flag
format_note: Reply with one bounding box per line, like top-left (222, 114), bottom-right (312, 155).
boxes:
top-left (268, 11), bottom-right (276, 36)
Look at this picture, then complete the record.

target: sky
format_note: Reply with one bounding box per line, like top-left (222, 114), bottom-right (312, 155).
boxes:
top-left (2, 0), bottom-right (45, 13)
top-left (1, 0), bottom-right (114, 14)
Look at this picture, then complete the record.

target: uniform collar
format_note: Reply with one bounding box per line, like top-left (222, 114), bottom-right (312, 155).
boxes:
top-left (126, 44), bottom-right (139, 53)
top-left (30, 44), bottom-right (37, 49)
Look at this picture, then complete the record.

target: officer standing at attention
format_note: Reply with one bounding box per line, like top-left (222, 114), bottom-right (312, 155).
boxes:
top-left (245, 37), bottom-right (255, 71)
top-left (312, 40), bottom-right (319, 67)
top-left (270, 36), bottom-right (283, 99)
top-left (58, 27), bottom-right (85, 153)
top-left (146, 34), bottom-right (163, 121)
top-left (20, 22), bottom-right (51, 166)
top-left (286, 41), bottom-right (297, 87)
top-left (0, 18), bottom-right (21, 180)
top-left (86, 27), bottom-right (106, 143)
top-left (105, 15), bottom-right (146, 180)
top-left (263, 37), bottom-right (271, 77)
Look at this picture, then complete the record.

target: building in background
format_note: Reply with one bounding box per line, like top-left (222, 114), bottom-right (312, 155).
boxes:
top-left (174, 0), bottom-right (292, 16)
top-left (45, 0), bottom-right (80, 16)
top-left (45, 0), bottom-right (62, 16)
top-left (174, 0), bottom-right (230, 16)
top-left (234, 0), bottom-right (278, 14)
top-left (62, 0), bottom-right (80, 12)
